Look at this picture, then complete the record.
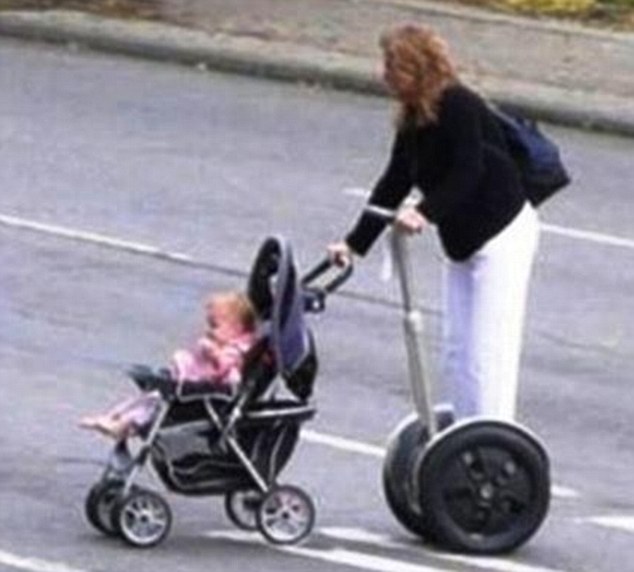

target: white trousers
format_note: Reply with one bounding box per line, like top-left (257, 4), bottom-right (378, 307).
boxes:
top-left (440, 203), bottom-right (539, 420)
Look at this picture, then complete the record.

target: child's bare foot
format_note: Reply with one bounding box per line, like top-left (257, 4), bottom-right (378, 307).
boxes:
top-left (94, 417), bottom-right (129, 441)
top-left (78, 415), bottom-right (103, 430)
top-left (79, 415), bottom-right (128, 440)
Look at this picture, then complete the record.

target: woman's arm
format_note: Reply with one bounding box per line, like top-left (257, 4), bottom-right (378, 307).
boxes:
top-left (345, 128), bottom-right (414, 255)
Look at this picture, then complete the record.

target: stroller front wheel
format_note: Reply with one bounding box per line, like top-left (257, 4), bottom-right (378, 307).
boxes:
top-left (112, 488), bottom-right (172, 548)
top-left (256, 485), bottom-right (315, 545)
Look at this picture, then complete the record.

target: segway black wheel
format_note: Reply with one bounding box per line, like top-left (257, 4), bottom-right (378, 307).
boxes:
top-left (382, 415), bottom-right (432, 538)
top-left (84, 480), bottom-right (124, 537)
top-left (256, 485), bottom-right (315, 545)
top-left (225, 489), bottom-right (262, 531)
top-left (416, 420), bottom-right (550, 554)
top-left (112, 488), bottom-right (172, 548)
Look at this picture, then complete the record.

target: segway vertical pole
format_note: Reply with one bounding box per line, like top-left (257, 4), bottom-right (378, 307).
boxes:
top-left (365, 206), bottom-right (438, 437)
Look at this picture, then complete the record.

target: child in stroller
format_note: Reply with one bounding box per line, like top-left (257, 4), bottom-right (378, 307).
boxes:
top-left (83, 236), bottom-right (350, 548)
top-left (80, 291), bottom-right (258, 440)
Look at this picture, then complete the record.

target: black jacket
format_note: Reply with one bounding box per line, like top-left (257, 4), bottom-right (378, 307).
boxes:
top-left (345, 85), bottom-right (526, 261)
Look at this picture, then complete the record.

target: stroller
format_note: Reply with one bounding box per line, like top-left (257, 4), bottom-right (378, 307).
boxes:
top-left (83, 236), bottom-right (351, 547)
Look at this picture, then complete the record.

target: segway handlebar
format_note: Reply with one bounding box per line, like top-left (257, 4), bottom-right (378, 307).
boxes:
top-left (363, 204), bottom-right (398, 223)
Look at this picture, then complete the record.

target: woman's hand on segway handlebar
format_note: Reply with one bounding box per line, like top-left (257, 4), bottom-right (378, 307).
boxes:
top-left (395, 206), bottom-right (427, 234)
top-left (327, 240), bottom-right (354, 268)
top-left (361, 204), bottom-right (428, 234)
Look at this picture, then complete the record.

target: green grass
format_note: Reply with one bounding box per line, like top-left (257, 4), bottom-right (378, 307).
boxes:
top-left (454, 0), bottom-right (634, 28)
top-left (0, 0), bottom-right (633, 30)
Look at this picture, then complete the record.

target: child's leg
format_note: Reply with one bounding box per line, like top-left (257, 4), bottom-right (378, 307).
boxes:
top-left (105, 395), bottom-right (148, 419)
top-left (79, 395), bottom-right (143, 429)
top-left (80, 393), bottom-right (160, 437)
top-left (119, 393), bottom-right (161, 428)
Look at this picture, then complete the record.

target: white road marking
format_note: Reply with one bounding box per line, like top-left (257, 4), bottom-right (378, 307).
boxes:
top-left (341, 188), bottom-right (634, 251)
top-left (206, 528), bottom-right (571, 572)
top-left (283, 546), bottom-right (446, 572)
top-left (320, 527), bottom-right (404, 549)
top-left (342, 187), bottom-right (376, 199)
top-left (301, 428), bottom-right (578, 500)
top-left (302, 428), bottom-right (386, 458)
top-left (0, 213), bottom-right (200, 266)
top-left (540, 223), bottom-right (634, 250)
top-left (0, 550), bottom-right (89, 572)
top-left (580, 516), bottom-right (634, 533)
top-left (320, 528), bottom-right (568, 572)
top-left (204, 529), bottom-right (452, 572)
top-left (437, 551), bottom-right (568, 572)
top-left (0, 211), bottom-right (580, 501)
top-left (551, 486), bottom-right (580, 500)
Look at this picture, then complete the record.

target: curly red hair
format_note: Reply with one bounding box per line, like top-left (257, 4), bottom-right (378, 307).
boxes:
top-left (380, 24), bottom-right (459, 127)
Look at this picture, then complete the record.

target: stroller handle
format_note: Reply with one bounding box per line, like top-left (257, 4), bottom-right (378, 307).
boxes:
top-left (301, 257), bottom-right (353, 313)
top-left (302, 257), bottom-right (353, 294)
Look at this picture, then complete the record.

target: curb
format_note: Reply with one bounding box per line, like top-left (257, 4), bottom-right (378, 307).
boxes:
top-left (1, 10), bottom-right (633, 137)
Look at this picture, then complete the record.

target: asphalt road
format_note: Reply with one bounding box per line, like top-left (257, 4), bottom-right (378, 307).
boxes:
top-left (1, 38), bottom-right (633, 572)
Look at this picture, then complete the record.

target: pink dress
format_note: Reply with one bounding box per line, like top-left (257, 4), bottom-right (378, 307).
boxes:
top-left (170, 331), bottom-right (256, 389)
top-left (108, 331), bottom-right (256, 430)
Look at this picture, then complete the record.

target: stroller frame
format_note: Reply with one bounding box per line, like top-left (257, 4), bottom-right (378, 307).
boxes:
top-left (84, 236), bottom-right (347, 548)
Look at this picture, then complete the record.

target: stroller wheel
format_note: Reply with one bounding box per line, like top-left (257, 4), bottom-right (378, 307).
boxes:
top-left (225, 489), bottom-right (262, 531)
top-left (256, 485), bottom-right (315, 545)
top-left (112, 488), bottom-right (172, 548)
top-left (416, 420), bottom-right (550, 554)
top-left (84, 480), bottom-right (124, 537)
top-left (382, 415), bottom-right (432, 538)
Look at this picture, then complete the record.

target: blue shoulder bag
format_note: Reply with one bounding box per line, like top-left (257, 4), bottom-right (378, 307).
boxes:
top-left (492, 108), bottom-right (571, 206)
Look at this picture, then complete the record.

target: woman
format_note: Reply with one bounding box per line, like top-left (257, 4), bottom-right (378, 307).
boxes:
top-left (328, 24), bottom-right (539, 420)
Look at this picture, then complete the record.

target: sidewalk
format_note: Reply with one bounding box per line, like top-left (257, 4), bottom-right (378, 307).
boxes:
top-left (1, 0), bottom-right (633, 136)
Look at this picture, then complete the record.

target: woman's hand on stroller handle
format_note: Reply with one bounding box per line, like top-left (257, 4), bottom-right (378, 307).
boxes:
top-left (326, 241), bottom-right (354, 268)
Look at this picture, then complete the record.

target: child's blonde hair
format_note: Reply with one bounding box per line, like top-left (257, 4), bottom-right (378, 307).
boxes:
top-left (207, 291), bottom-right (258, 332)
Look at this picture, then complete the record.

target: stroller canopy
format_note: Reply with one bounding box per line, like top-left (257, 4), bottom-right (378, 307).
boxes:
top-left (247, 236), bottom-right (315, 394)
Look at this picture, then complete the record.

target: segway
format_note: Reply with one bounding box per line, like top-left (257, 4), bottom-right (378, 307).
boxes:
top-left (370, 205), bottom-right (551, 554)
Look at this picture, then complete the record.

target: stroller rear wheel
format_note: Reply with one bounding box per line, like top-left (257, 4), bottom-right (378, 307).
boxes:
top-left (256, 485), bottom-right (315, 545)
top-left (225, 489), bottom-right (262, 531)
top-left (85, 480), bottom-right (124, 537)
top-left (112, 488), bottom-right (172, 548)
